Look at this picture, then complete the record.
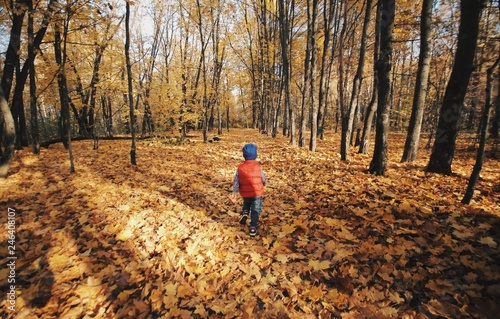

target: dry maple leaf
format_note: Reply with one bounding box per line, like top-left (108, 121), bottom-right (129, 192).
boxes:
top-left (479, 236), bottom-right (497, 248)
top-left (278, 224), bottom-right (296, 237)
top-left (308, 260), bottom-right (331, 271)
top-left (276, 254), bottom-right (289, 264)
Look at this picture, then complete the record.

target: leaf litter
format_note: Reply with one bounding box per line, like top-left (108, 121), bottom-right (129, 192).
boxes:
top-left (0, 129), bottom-right (499, 318)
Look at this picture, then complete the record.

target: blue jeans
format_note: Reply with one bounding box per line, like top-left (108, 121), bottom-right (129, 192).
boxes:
top-left (242, 196), bottom-right (263, 228)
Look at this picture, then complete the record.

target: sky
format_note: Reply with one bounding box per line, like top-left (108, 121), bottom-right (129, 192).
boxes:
top-left (0, 24), bottom-right (8, 57)
top-left (0, 1), bottom-right (152, 64)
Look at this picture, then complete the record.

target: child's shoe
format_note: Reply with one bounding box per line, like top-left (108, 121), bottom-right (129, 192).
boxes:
top-left (239, 213), bottom-right (248, 225)
top-left (249, 227), bottom-right (257, 237)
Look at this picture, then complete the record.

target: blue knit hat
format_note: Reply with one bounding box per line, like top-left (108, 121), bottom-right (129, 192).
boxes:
top-left (242, 143), bottom-right (257, 160)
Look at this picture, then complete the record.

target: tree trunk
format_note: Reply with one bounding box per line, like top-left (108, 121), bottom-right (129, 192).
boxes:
top-left (345, 0), bottom-right (373, 157)
top-left (11, 81), bottom-right (29, 148)
top-left (359, 2), bottom-right (381, 154)
top-left (308, 0), bottom-right (319, 152)
top-left (1, 0), bottom-right (27, 101)
top-left (338, 1), bottom-right (348, 160)
top-left (193, 0), bottom-right (210, 143)
top-left (401, 0), bottom-right (433, 162)
top-left (359, 83), bottom-right (377, 154)
top-left (462, 56), bottom-right (499, 204)
top-left (87, 45), bottom-right (106, 138)
top-left (125, 1), bottom-right (136, 165)
top-left (54, 16), bottom-right (75, 173)
top-left (28, 0), bottom-right (39, 154)
top-left (299, 86), bottom-right (308, 147)
top-left (0, 86), bottom-right (16, 178)
top-left (141, 16), bottom-right (162, 138)
top-left (289, 103), bottom-right (296, 146)
top-left (369, 0), bottom-right (395, 176)
top-left (278, 0), bottom-right (296, 146)
top-left (317, 0), bottom-right (336, 142)
top-left (299, 32), bottom-right (310, 148)
top-left (102, 95), bottom-right (113, 137)
top-left (226, 100), bottom-right (230, 132)
top-left (3, 0), bottom-right (55, 149)
top-left (297, 0), bottom-right (311, 147)
top-left (490, 64), bottom-right (500, 139)
top-left (1, 1), bottom-right (27, 149)
top-left (218, 106), bottom-right (222, 135)
top-left (427, 0), bottom-right (488, 175)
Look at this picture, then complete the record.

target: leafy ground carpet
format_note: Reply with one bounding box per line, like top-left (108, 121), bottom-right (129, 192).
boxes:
top-left (1, 129), bottom-right (499, 318)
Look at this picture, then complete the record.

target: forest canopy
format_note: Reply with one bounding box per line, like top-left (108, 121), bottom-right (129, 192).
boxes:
top-left (1, 1), bottom-right (499, 318)
top-left (0, 0), bottom-right (498, 148)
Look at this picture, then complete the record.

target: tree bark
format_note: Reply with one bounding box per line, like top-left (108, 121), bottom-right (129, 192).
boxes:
top-left (193, 0), bottom-right (210, 143)
top-left (359, 81), bottom-right (378, 154)
top-left (401, 0), bottom-right (433, 162)
top-left (299, 23), bottom-right (310, 149)
top-left (490, 63), bottom-right (500, 139)
top-left (427, 0), bottom-right (488, 175)
top-left (1, 0), bottom-right (27, 101)
top-left (462, 56), bottom-right (499, 204)
top-left (317, 0), bottom-right (336, 142)
top-left (308, 0), bottom-right (319, 152)
top-left (1, 1), bottom-right (27, 149)
top-left (53, 14), bottom-right (75, 173)
top-left (359, 1), bottom-right (381, 154)
top-left (28, 0), bottom-right (39, 154)
top-left (217, 106), bottom-right (222, 135)
top-left (125, 1), bottom-right (136, 165)
top-left (0, 86), bottom-right (16, 178)
top-left (3, 0), bottom-right (55, 149)
top-left (338, 1), bottom-right (348, 160)
top-left (11, 78), bottom-right (29, 148)
top-left (369, 0), bottom-right (395, 176)
top-left (278, 0), bottom-right (296, 146)
top-left (141, 16), bottom-right (161, 137)
top-left (345, 0), bottom-right (373, 157)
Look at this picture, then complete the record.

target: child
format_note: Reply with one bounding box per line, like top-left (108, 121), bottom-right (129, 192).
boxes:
top-left (232, 143), bottom-right (266, 236)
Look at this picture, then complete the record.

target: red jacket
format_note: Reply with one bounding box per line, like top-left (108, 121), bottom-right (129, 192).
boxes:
top-left (238, 160), bottom-right (264, 197)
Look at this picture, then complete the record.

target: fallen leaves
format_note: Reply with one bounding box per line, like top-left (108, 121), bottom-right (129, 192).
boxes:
top-left (479, 236), bottom-right (497, 248)
top-left (308, 260), bottom-right (331, 271)
top-left (0, 129), bottom-right (499, 318)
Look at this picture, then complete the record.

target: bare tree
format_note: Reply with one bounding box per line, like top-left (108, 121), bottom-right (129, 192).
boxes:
top-left (278, 0), bottom-right (296, 145)
top-left (1, 0), bottom-right (28, 148)
top-left (28, 0), bottom-right (39, 154)
top-left (194, 0), bottom-right (210, 142)
top-left (369, 0), bottom-right (395, 176)
top-left (343, 0), bottom-right (374, 159)
top-left (358, 3), bottom-right (381, 155)
top-left (427, 0), bottom-right (489, 175)
top-left (53, 4), bottom-right (75, 173)
top-left (401, 0), bottom-right (433, 162)
top-left (462, 56), bottom-right (499, 204)
top-left (307, 0), bottom-right (319, 152)
top-left (125, 0), bottom-right (136, 165)
top-left (317, 0), bottom-right (339, 141)
top-left (0, 86), bottom-right (16, 178)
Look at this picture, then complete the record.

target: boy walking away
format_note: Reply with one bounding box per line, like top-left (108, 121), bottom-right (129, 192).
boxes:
top-left (232, 143), bottom-right (266, 237)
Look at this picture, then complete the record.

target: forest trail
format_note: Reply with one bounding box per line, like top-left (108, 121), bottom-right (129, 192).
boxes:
top-left (1, 129), bottom-right (499, 318)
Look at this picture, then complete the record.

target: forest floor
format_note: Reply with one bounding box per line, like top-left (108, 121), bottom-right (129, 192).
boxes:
top-left (1, 128), bottom-right (499, 319)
